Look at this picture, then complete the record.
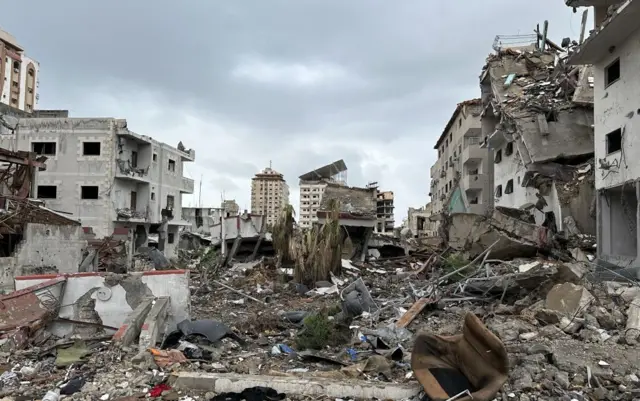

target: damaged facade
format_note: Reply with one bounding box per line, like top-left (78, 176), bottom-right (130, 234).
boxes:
top-left (429, 99), bottom-right (492, 220)
top-left (481, 41), bottom-right (596, 234)
top-left (298, 159), bottom-right (347, 228)
top-left (371, 186), bottom-right (395, 234)
top-left (566, 0), bottom-right (640, 271)
top-left (0, 147), bottom-right (87, 292)
top-left (0, 117), bottom-right (195, 259)
top-left (407, 203), bottom-right (438, 238)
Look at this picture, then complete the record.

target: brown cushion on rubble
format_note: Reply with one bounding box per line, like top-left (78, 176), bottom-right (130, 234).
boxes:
top-left (411, 313), bottom-right (509, 401)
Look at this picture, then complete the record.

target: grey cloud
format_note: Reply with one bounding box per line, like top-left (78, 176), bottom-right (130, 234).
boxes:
top-left (203, 159), bottom-right (259, 180)
top-left (209, 176), bottom-right (240, 193)
top-left (3, 1), bottom-right (590, 220)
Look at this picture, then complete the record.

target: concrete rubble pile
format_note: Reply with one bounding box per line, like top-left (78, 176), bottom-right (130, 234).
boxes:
top-left (1, 216), bottom-right (639, 401)
top-left (481, 44), bottom-right (596, 236)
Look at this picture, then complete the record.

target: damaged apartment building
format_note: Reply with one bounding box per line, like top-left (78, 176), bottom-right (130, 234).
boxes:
top-left (480, 34), bottom-right (595, 235)
top-left (298, 159), bottom-right (347, 228)
top-left (0, 147), bottom-right (87, 292)
top-left (407, 203), bottom-right (438, 238)
top-left (0, 117), bottom-right (195, 259)
top-left (429, 99), bottom-right (493, 229)
top-left (365, 182), bottom-right (395, 234)
top-left (565, 0), bottom-right (640, 272)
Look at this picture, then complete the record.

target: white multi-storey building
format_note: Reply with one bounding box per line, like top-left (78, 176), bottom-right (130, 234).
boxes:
top-left (298, 160), bottom-right (347, 228)
top-left (0, 117), bottom-right (195, 258)
top-left (566, 0), bottom-right (640, 271)
top-left (0, 28), bottom-right (39, 113)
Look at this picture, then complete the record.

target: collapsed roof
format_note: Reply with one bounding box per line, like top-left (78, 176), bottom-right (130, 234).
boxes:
top-left (481, 47), bottom-right (595, 164)
top-left (317, 184), bottom-right (376, 220)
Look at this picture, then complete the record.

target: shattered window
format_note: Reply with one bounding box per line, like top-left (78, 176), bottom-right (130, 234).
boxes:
top-left (606, 129), bottom-right (622, 154)
top-left (605, 58), bottom-right (620, 87)
top-left (168, 159), bottom-right (176, 172)
top-left (32, 142), bottom-right (56, 156)
top-left (83, 142), bottom-right (101, 156)
top-left (81, 186), bottom-right (99, 199)
top-left (505, 142), bottom-right (514, 156)
top-left (495, 185), bottom-right (503, 197)
top-left (37, 185), bottom-right (57, 199)
top-left (494, 149), bottom-right (502, 163)
top-left (505, 179), bottom-right (514, 194)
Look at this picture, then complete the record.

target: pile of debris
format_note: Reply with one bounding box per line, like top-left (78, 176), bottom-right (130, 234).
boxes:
top-left (482, 47), bottom-right (590, 119)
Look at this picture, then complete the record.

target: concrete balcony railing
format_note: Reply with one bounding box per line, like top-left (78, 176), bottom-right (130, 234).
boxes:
top-left (179, 148), bottom-right (196, 162)
top-left (181, 177), bottom-right (195, 194)
top-left (463, 173), bottom-right (487, 190)
top-left (462, 144), bottom-right (487, 163)
top-left (115, 207), bottom-right (149, 221)
top-left (115, 159), bottom-right (150, 182)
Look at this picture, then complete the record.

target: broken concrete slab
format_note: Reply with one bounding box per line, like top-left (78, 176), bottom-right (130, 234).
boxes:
top-left (556, 262), bottom-right (589, 283)
top-left (625, 296), bottom-right (640, 345)
top-left (169, 372), bottom-right (421, 400)
top-left (139, 297), bottom-right (171, 349)
top-left (14, 270), bottom-right (190, 338)
top-left (545, 283), bottom-right (594, 318)
top-left (113, 298), bottom-right (154, 346)
top-left (448, 207), bottom-right (551, 260)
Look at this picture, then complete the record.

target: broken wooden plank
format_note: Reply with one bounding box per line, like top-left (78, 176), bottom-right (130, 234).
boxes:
top-left (396, 298), bottom-right (433, 328)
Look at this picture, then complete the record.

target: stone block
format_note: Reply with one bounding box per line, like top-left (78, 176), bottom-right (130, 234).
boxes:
top-left (545, 283), bottom-right (594, 318)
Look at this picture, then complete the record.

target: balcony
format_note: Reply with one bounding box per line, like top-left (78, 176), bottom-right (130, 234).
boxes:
top-left (462, 140), bottom-right (487, 163)
top-left (179, 148), bottom-right (196, 162)
top-left (115, 159), bottom-right (150, 183)
top-left (181, 177), bottom-right (195, 194)
top-left (114, 207), bottom-right (149, 222)
top-left (463, 173), bottom-right (487, 190)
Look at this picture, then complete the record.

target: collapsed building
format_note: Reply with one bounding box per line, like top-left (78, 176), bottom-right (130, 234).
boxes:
top-left (407, 203), bottom-right (438, 238)
top-left (298, 160), bottom-right (348, 229)
top-left (316, 183), bottom-right (407, 260)
top-left (0, 117), bottom-right (196, 259)
top-left (375, 189), bottom-right (395, 234)
top-left (480, 39), bottom-right (596, 235)
top-left (0, 147), bottom-right (88, 292)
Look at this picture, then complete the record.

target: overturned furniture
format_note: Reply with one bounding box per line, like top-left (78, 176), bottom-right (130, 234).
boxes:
top-left (411, 313), bottom-right (509, 401)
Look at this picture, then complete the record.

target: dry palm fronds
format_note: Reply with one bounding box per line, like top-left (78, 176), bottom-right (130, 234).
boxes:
top-left (289, 199), bottom-right (343, 286)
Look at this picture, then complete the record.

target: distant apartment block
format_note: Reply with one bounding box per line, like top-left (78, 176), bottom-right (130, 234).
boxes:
top-left (375, 190), bottom-right (395, 233)
top-left (182, 207), bottom-right (216, 234)
top-left (298, 160), bottom-right (347, 228)
top-left (429, 99), bottom-right (492, 217)
top-left (222, 199), bottom-right (240, 216)
top-left (0, 28), bottom-right (39, 113)
top-left (0, 118), bottom-right (195, 258)
top-left (251, 166), bottom-right (289, 227)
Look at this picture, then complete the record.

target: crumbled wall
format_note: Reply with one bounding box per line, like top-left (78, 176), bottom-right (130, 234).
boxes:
top-left (320, 185), bottom-right (377, 217)
top-left (0, 223), bottom-right (87, 292)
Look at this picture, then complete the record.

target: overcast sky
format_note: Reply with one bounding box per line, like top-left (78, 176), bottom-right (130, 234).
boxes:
top-left (4, 1), bottom-right (591, 223)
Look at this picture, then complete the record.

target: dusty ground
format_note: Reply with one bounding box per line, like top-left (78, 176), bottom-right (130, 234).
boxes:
top-left (1, 251), bottom-right (640, 400)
